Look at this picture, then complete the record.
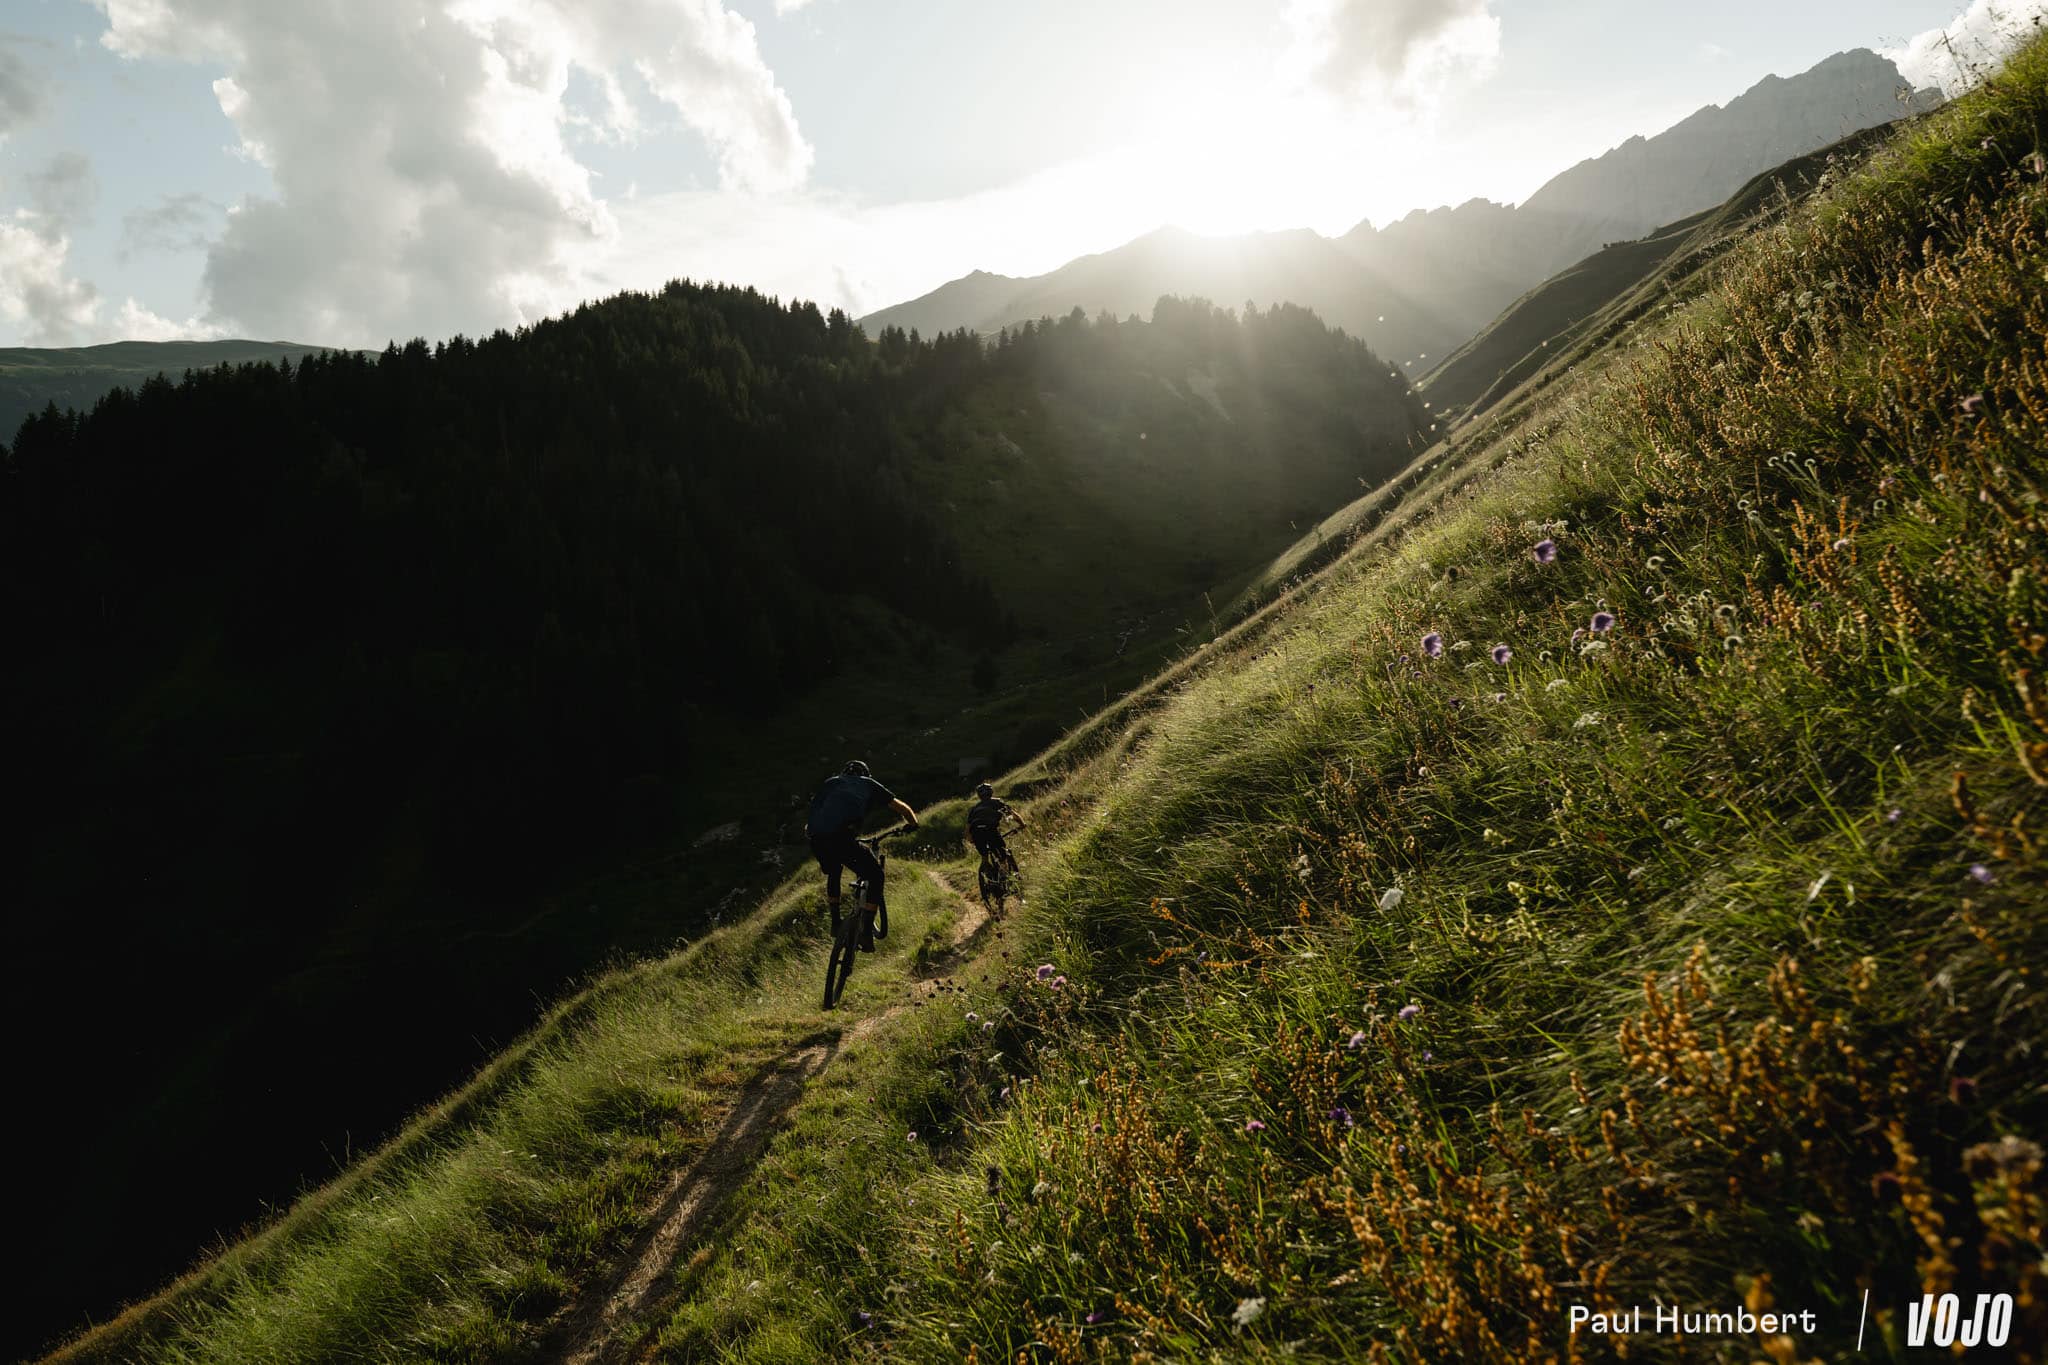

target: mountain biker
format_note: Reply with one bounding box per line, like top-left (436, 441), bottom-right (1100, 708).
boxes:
top-left (965, 782), bottom-right (1023, 874)
top-left (808, 760), bottom-right (918, 952)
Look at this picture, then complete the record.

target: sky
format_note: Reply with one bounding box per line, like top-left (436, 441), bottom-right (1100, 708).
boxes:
top-left (0, 0), bottom-right (2042, 348)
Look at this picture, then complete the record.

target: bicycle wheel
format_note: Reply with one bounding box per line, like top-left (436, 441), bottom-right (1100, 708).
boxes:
top-left (823, 907), bottom-right (861, 1009)
top-left (979, 859), bottom-right (998, 909)
top-left (872, 859), bottom-right (889, 940)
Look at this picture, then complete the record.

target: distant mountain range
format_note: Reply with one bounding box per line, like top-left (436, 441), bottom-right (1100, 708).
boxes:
top-left (861, 49), bottom-right (1941, 376)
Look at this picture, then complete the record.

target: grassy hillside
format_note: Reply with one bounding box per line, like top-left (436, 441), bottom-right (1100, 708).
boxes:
top-left (4, 286), bottom-right (1419, 1352)
top-left (45, 34), bottom-right (2048, 1365)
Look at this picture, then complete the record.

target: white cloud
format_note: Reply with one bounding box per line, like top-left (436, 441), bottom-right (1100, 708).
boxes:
top-left (91, 0), bottom-right (812, 346)
top-left (0, 215), bottom-right (101, 345)
top-left (1284, 0), bottom-right (1502, 106)
top-left (113, 296), bottom-right (225, 340)
top-left (1886, 0), bottom-right (2048, 94)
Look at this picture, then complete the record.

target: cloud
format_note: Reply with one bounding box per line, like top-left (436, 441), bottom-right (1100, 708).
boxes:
top-left (0, 36), bottom-right (47, 137)
top-left (1284, 0), bottom-right (1502, 105)
top-left (113, 296), bottom-right (224, 340)
top-left (119, 191), bottom-right (224, 261)
top-left (1885, 0), bottom-right (2048, 93)
top-left (0, 155), bottom-right (104, 345)
top-left (92, 0), bottom-right (812, 346)
top-left (0, 216), bottom-right (101, 345)
top-left (26, 152), bottom-right (99, 230)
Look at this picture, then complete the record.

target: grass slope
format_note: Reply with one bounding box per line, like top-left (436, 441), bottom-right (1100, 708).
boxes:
top-left (46, 37), bottom-right (2048, 1364)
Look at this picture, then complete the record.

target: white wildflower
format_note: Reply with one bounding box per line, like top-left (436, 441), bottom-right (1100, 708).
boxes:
top-left (1233, 1297), bottom-right (1267, 1329)
top-left (1573, 711), bottom-right (1604, 729)
top-left (1545, 678), bottom-right (1570, 692)
top-left (1377, 886), bottom-right (1405, 912)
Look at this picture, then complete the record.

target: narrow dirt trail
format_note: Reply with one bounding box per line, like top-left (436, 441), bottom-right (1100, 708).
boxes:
top-left (544, 862), bottom-right (995, 1364)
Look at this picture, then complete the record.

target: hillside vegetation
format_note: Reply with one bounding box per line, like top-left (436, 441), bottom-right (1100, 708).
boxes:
top-left (3, 281), bottom-right (1418, 1352)
top-left (45, 35), bottom-right (2048, 1365)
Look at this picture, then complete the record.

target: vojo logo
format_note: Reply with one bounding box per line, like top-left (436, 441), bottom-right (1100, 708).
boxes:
top-left (1902, 1293), bottom-right (2014, 1350)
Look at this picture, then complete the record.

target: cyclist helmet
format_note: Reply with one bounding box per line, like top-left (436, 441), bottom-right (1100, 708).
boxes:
top-left (976, 783), bottom-right (994, 799)
top-left (844, 760), bottom-right (871, 778)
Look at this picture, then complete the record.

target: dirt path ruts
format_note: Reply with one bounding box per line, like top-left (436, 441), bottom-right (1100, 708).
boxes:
top-left (546, 864), bottom-right (993, 1364)
top-left (548, 1036), bottom-right (838, 1365)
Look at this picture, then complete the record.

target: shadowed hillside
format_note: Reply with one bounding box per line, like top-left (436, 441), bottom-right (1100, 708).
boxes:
top-left (3, 282), bottom-right (1419, 1356)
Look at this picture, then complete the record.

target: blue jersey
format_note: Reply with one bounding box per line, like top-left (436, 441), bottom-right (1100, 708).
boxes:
top-left (807, 773), bottom-right (896, 838)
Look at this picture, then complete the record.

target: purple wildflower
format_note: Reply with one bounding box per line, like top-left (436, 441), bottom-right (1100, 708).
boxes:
top-left (1035, 963), bottom-right (1055, 981)
top-left (1533, 538), bottom-right (1557, 564)
top-left (965, 1011), bottom-right (978, 1022)
top-left (1489, 691), bottom-right (1507, 703)
top-left (1329, 1105), bottom-right (1354, 1128)
top-left (856, 1310), bottom-right (873, 1327)
top-left (1245, 1119), bottom-right (1267, 1133)
top-left (983, 1020), bottom-right (996, 1032)
top-left (1590, 611), bottom-right (1616, 633)
top-left (999, 1086), bottom-right (1011, 1100)
top-left (1886, 807), bottom-right (1903, 824)
top-left (1422, 1050), bottom-right (1434, 1062)
top-left (1960, 393), bottom-right (1985, 416)
top-left (1969, 863), bottom-right (1996, 885)
top-left (1950, 1076), bottom-right (1979, 1105)
top-left (1347, 1029), bottom-right (1368, 1050)
top-left (906, 1130), bottom-right (919, 1142)
top-left (1086, 1310), bottom-right (1104, 1325)
top-left (1398, 1003), bottom-right (1422, 1021)
top-left (1491, 644), bottom-right (1512, 665)
top-left (1051, 975), bottom-right (1067, 989)
top-left (1091, 1121), bottom-right (1103, 1133)
top-left (1422, 632), bottom-right (1444, 658)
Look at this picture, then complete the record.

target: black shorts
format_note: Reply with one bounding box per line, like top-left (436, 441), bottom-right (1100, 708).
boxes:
top-left (969, 825), bottom-right (1006, 857)
top-left (810, 830), bottom-right (884, 907)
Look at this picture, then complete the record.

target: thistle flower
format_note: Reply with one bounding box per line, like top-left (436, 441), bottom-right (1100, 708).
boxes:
top-left (1533, 539), bottom-right (1557, 564)
top-left (1245, 1119), bottom-right (1267, 1133)
top-left (1422, 632), bottom-right (1444, 658)
top-left (1398, 1003), bottom-right (1421, 1021)
top-left (1491, 644), bottom-right (1512, 665)
top-left (1590, 611), bottom-right (1615, 633)
top-left (1035, 963), bottom-right (1055, 981)
top-left (1051, 974), bottom-right (1067, 989)
top-left (1347, 1030), bottom-right (1368, 1050)
top-left (1969, 863), bottom-right (1996, 885)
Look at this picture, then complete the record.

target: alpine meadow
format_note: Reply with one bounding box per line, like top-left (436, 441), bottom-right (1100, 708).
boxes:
top-left (7, 2), bottom-right (2048, 1363)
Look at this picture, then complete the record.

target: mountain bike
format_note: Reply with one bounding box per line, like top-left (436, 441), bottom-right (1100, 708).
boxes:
top-left (822, 828), bottom-right (909, 1010)
top-left (974, 832), bottom-right (1022, 916)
